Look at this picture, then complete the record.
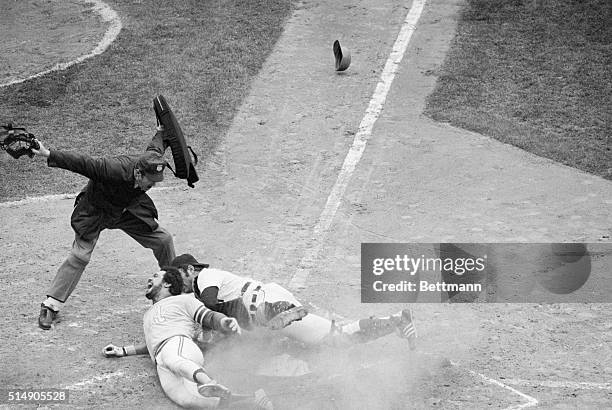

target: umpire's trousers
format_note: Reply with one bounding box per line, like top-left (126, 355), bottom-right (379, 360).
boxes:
top-left (47, 213), bottom-right (175, 302)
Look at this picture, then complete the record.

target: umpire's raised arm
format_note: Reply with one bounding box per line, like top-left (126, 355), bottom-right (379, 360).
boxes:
top-left (145, 126), bottom-right (168, 156)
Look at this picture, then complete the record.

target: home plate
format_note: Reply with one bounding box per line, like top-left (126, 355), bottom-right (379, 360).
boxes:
top-left (256, 353), bottom-right (311, 377)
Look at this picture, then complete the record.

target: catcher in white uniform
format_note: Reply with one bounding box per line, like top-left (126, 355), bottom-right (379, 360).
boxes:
top-left (171, 254), bottom-right (417, 348)
top-left (103, 267), bottom-right (273, 410)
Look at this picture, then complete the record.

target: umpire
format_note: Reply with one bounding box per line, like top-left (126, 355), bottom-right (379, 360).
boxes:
top-left (32, 130), bottom-right (175, 329)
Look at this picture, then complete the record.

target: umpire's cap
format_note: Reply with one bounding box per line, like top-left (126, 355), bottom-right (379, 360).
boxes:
top-left (170, 254), bottom-right (210, 269)
top-left (136, 151), bottom-right (166, 182)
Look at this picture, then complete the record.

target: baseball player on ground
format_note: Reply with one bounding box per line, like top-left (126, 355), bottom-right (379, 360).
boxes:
top-left (103, 267), bottom-right (273, 410)
top-left (32, 128), bottom-right (176, 330)
top-left (170, 254), bottom-right (417, 348)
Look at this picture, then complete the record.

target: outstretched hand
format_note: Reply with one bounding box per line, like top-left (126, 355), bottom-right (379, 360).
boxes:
top-left (30, 138), bottom-right (50, 158)
top-left (220, 317), bottom-right (241, 335)
top-left (103, 343), bottom-right (126, 358)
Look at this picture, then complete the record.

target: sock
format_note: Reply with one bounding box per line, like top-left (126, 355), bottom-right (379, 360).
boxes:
top-left (43, 297), bottom-right (63, 312)
top-left (341, 321), bottom-right (361, 335)
top-left (192, 368), bottom-right (210, 384)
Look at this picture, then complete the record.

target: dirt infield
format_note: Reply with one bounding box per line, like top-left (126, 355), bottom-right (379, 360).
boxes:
top-left (1, 0), bottom-right (611, 409)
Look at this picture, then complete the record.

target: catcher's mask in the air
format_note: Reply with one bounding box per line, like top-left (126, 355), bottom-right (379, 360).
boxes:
top-left (153, 95), bottom-right (199, 188)
top-left (333, 40), bottom-right (351, 71)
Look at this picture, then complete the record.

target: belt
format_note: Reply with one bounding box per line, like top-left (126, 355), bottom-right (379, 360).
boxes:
top-left (154, 334), bottom-right (189, 360)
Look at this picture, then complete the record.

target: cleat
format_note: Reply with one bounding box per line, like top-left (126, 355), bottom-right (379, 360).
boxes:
top-left (266, 306), bottom-right (308, 330)
top-left (38, 304), bottom-right (57, 330)
top-left (197, 380), bottom-right (231, 399)
top-left (396, 309), bottom-right (417, 350)
top-left (253, 389), bottom-right (274, 410)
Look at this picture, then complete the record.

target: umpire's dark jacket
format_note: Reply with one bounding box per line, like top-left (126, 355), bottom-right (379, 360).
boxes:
top-left (47, 150), bottom-right (159, 240)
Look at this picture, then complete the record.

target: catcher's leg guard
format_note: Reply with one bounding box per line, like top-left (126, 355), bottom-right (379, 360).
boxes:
top-left (344, 310), bottom-right (417, 346)
top-left (348, 316), bottom-right (398, 343)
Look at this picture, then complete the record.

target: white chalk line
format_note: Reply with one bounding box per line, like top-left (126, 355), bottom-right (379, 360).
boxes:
top-left (504, 378), bottom-right (612, 391)
top-left (64, 371), bottom-right (124, 390)
top-left (288, 0), bottom-right (427, 289)
top-left (0, 193), bottom-right (78, 208)
top-left (451, 361), bottom-right (538, 410)
top-left (64, 371), bottom-right (150, 390)
top-left (0, 186), bottom-right (176, 208)
top-left (0, 0), bottom-right (122, 89)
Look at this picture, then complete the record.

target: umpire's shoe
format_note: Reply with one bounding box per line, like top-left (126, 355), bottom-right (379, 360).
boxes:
top-left (38, 304), bottom-right (58, 330)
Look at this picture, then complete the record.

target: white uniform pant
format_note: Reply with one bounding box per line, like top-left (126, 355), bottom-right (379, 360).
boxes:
top-left (155, 335), bottom-right (219, 409)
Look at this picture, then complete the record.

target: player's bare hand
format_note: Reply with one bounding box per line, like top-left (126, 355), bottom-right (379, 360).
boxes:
top-left (103, 343), bottom-right (126, 358)
top-left (220, 317), bottom-right (241, 335)
top-left (31, 139), bottom-right (50, 158)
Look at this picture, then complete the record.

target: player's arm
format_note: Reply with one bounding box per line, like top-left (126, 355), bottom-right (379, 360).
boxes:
top-left (103, 342), bottom-right (149, 358)
top-left (200, 285), bottom-right (240, 316)
top-left (46, 150), bottom-right (126, 182)
top-left (193, 303), bottom-right (241, 335)
top-left (199, 286), bottom-right (250, 324)
top-left (145, 126), bottom-right (169, 155)
top-left (199, 286), bottom-right (222, 310)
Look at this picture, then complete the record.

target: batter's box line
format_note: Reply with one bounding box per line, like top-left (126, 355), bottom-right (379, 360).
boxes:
top-left (450, 361), bottom-right (538, 410)
top-left (0, 187), bottom-right (176, 208)
top-left (63, 371), bottom-right (150, 390)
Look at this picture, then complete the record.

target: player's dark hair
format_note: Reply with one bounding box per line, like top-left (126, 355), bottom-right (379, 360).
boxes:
top-left (162, 267), bottom-right (183, 296)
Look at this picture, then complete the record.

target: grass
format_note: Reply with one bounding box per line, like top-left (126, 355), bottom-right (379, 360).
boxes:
top-left (424, 0), bottom-right (611, 180)
top-left (0, 0), bottom-right (294, 200)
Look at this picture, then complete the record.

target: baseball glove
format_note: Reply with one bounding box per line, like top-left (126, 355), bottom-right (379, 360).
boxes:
top-left (0, 123), bottom-right (40, 159)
